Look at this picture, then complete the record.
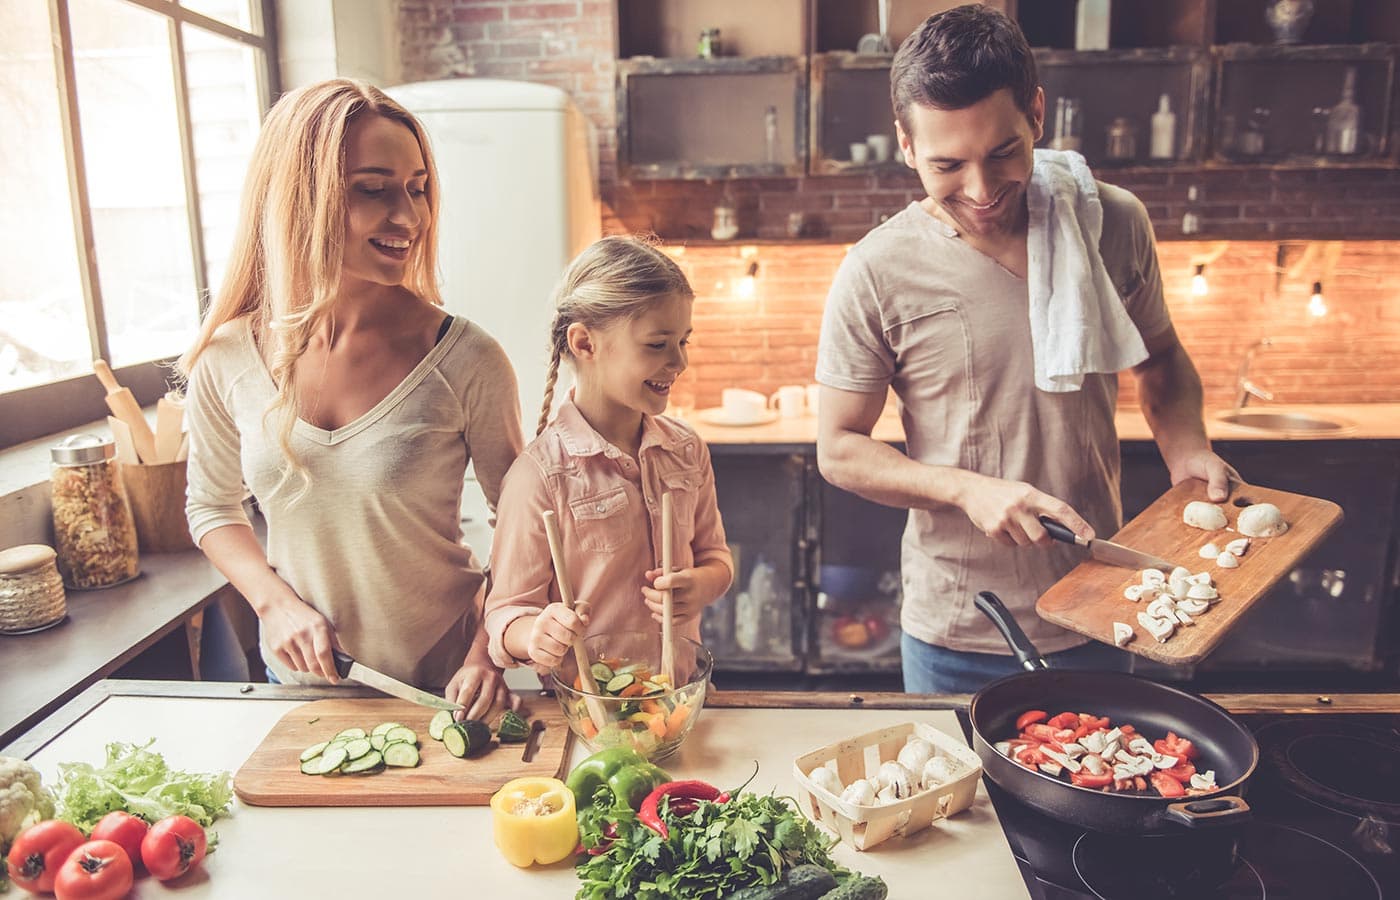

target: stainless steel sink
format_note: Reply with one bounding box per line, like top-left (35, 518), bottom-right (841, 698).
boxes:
top-left (1214, 410), bottom-right (1353, 434)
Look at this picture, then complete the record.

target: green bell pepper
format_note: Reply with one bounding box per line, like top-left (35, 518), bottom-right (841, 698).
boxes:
top-left (565, 747), bottom-right (669, 811)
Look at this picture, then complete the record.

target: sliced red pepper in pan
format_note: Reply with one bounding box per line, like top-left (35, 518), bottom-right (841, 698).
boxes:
top-left (1015, 710), bottom-right (1048, 731)
top-left (1046, 712), bottom-right (1080, 731)
top-left (1155, 732), bottom-right (1201, 761)
top-left (1070, 771), bottom-right (1114, 789)
top-left (1150, 771), bottom-right (1186, 798)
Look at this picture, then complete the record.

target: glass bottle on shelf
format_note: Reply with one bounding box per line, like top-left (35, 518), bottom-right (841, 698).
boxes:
top-left (711, 191), bottom-right (738, 241)
top-left (1150, 94), bottom-right (1176, 160)
top-left (1325, 66), bottom-right (1361, 156)
top-left (1181, 185), bottom-right (1201, 236)
top-left (1050, 97), bottom-right (1082, 152)
top-left (764, 105), bottom-right (779, 165)
top-left (1105, 117), bottom-right (1138, 161)
top-left (1238, 107), bottom-right (1270, 157)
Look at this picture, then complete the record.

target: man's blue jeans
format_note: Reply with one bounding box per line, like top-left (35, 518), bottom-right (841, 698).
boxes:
top-left (901, 630), bottom-right (1131, 695)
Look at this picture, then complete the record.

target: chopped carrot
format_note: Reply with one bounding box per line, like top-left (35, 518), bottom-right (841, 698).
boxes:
top-left (581, 718), bottom-right (598, 739)
top-left (647, 712), bottom-right (667, 739)
top-left (573, 673), bottom-right (583, 690)
top-left (640, 699), bottom-right (664, 715)
top-left (620, 682), bottom-right (646, 698)
top-left (664, 703), bottom-right (691, 739)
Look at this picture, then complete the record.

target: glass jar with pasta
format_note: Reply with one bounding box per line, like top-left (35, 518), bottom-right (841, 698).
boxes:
top-left (50, 434), bottom-right (140, 589)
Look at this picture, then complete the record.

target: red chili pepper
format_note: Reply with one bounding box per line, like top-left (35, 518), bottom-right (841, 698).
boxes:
top-left (637, 780), bottom-right (729, 838)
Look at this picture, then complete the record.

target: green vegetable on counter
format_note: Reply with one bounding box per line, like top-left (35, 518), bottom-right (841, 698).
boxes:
top-left (51, 739), bottom-right (232, 833)
top-left (495, 710), bottom-right (530, 744)
top-left (566, 747), bottom-right (669, 812)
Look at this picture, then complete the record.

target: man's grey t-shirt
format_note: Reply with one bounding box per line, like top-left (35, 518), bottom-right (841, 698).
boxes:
top-left (816, 184), bottom-right (1172, 655)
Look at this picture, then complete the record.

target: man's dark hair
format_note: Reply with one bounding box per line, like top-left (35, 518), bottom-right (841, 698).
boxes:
top-left (890, 4), bottom-right (1038, 134)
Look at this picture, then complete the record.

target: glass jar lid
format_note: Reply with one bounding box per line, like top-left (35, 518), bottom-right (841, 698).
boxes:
top-left (51, 433), bottom-right (115, 465)
top-left (0, 543), bottom-right (57, 575)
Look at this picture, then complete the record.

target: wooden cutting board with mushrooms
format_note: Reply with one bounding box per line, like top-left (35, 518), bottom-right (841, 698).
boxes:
top-left (1036, 479), bottom-right (1343, 665)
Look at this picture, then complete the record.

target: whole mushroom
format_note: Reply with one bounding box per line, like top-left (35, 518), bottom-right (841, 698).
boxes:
top-left (1183, 501), bottom-right (1228, 531)
top-left (1238, 503), bottom-right (1288, 538)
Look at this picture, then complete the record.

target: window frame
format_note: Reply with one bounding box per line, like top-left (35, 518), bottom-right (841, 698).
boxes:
top-left (1, 0), bottom-right (279, 448)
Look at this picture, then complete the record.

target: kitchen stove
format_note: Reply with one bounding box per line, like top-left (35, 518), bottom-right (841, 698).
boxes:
top-left (959, 712), bottom-right (1399, 899)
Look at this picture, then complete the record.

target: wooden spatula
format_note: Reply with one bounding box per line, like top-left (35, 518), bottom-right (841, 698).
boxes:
top-left (93, 359), bottom-right (157, 464)
top-left (541, 510), bottom-right (608, 732)
top-left (660, 491), bottom-right (676, 687)
top-left (154, 392), bottom-right (185, 463)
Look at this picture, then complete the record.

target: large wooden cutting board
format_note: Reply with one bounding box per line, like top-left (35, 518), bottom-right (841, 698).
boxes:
top-left (1037, 480), bottom-right (1343, 665)
top-left (233, 697), bottom-right (573, 807)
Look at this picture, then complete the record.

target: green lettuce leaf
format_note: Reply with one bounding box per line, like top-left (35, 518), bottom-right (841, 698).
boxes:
top-left (52, 739), bottom-right (232, 833)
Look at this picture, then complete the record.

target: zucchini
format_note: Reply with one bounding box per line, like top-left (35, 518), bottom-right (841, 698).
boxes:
top-left (589, 662), bottom-right (614, 682)
top-left (299, 741), bottom-right (329, 763)
top-left (383, 742), bottom-right (420, 767)
top-left (384, 726), bottom-right (418, 746)
top-left (333, 727), bottom-right (367, 741)
top-left (342, 749), bottom-right (384, 774)
top-left (343, 737), bottom-right (373, 760)
top-left (495, 710), bottom-right (530, 743)
top-left (817, 876), bottom-right (888, 900)
top-left (370, 722), bottom-right (403, 737)
top-left (605, 673), bottom-right (635, 693)
top-left (301, 744), bottom-right (348, 775)
top-left (428, 709), bottom-right (454, 741)
top-left (725, 865), bottom-right (838, 900)
top-left (443, 720), bottom-right (491, 758)
top-left (613, 662), bottom-right (643, 676)
top-left (369, 734), bottom-right (386, 752)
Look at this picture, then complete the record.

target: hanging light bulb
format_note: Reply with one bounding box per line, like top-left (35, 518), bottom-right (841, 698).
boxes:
top-left (734, 260), bottom-right (759, 300)
top-left (1191, 263), bottom-right (1209, 297)
top-left (1308, 280), bottom-right (1327, 318)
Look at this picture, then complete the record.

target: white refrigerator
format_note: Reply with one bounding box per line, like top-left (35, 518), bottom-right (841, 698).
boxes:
top-left (386, 78), bottom-right (600, 427)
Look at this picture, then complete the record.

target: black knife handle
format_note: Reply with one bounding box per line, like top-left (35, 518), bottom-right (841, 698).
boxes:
top-left (332, 650), bottom-right (354, 680)
top-left (1038, 516), bottom-right (1081, 546)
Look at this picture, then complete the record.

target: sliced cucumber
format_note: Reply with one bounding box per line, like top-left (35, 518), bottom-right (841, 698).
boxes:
top-left (300, 741), bottom-right (329, 763)
top-left (333, 727), bottom-right (368, 741)
top-left (442, 723), bottom-right (467, 758)
top-left (383, 742), bottom-right (421, 767)
top-left (342, 750), bottom-right (383, 774)
top-left (302, 744), bottom-right (348, 775)
top-left (369, 734), bottom-right (386, 752)
top-left (589, 662), bottom-right (614, 683)
top-left (384, 726), bottom-right (418, 746)
top-left (428, 709), bottom-right (454, 741)
top-left (640, 681), bottom-right (665, 695)
top-left (442, 720), bottom-right (491, 758)
top-left (606, 673), bottom-right (635, 693)
top-left (370, 722), bottom-right (403, 737)
top-left (343, 737), bottom-right (373, 760)
top-left (613, 662), bottom-right (643, 676)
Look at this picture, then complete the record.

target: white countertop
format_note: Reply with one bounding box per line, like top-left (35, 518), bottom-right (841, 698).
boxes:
top-left (22, 693), bottom-right (1029, 899)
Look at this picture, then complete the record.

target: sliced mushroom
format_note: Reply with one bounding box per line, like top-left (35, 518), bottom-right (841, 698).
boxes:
top-left (875, 761), bottom-right (914, 799)
top-left (1226, 537), bottom-right (1250, 557)
top-left (1238, 503), bottom-right (1288, 538)
top-left (1138, 611), bottom-right (1176, 643)
top-left (1113, 621), bottom-right (1135, 647)
top-left (1146, 597), bottom-right (1177, 621)
top-left (1190, 770), bottom-right (1219, 791)
top-left (1061, 742), bottom-right (1086, 758)
top-left (1176, 597), bottom-right (1211, 616)
top-left (1080, 732), bottom-right (1106, 755)
top-left (1174, 609), bottom-right (1195, 626)
top-left (993, 741), bottom-right (1012, 757)
top-left (1198, 541), bottom-right (1221, 560)
top-left (1124, 583), bottom-right (1143, 601)
top-left (1142, 568), bottom-right (1166, 588)
top-left (1037, 761), bottom-right (1064, 778)
top-left (1183, 501), bottom-right (1228, 530)
top-left (1081, 753), bottom-right (1108, 776)
top-left (897, 737), bottom-right (935, 774)
top-left (1216, 551), bottom-right (1240, 569)
top-left (1189, 571), bottom-right (1214, 586)
top-left (1187, 583), bottom-right (1219, 602)
top-left (1129, 737), bottom-right (1157, 756)
top-left (1152, 753), bottom-right (1181, 769)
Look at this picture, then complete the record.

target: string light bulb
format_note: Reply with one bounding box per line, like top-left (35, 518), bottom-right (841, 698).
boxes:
top-left (735, 260), bottom-right (759, 300)
top-left (1191, 263), bottom-right (1209, 297)
top-left (1308, 281), bottom-right (1327, 318)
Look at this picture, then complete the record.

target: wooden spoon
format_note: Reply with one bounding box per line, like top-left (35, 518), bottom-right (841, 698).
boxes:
top-left (541, 510), bottom-right (608, 732)
top-left (660, 491), bottom-right (676, 687)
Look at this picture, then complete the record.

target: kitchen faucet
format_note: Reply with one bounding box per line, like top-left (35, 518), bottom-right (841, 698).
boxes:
top-left (1233, 337), bottom-right (1275, 410)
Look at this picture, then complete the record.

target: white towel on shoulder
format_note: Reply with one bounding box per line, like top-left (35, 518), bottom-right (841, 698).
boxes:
top-left (1026, 148), bottom-right (1149, 392)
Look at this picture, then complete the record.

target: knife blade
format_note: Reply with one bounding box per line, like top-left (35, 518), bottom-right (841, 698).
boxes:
top-left (1039, 517), bottom-right (1174, 572)
top-left (332, 651), bottom-right (463, 711)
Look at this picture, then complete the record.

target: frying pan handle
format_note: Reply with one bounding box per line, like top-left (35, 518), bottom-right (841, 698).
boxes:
top-left (1037, 516), bottom-right (1082, 546)
top-left (974, 591), bottom-right (1048, 671)
top-left (1163, 795), bottom-right (1252, 828)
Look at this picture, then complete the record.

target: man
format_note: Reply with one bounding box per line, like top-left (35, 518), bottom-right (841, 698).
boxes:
top-left (814, 5), bottom-right (1235, 694)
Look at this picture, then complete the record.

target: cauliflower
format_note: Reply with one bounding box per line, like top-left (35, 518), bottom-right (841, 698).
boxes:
top-left (1, 756), bottom-right (54, 849)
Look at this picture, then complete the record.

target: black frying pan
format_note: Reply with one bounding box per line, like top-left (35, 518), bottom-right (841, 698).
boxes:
top-left (968, 591), bottom-right (1258, 835)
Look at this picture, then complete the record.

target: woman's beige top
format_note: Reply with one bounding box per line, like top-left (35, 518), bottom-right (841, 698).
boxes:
top-left (185, 317), bottom-right (524, 687)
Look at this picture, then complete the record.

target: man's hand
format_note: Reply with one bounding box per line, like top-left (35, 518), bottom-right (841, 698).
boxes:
top-left (956, 472), bottom-right (1096, 547)
top-left (525, 601), bottom-right (591, 670)
top-left (1166, 449), bottom-right (1240, 502)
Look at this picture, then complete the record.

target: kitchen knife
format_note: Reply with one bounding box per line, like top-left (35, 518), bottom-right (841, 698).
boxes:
top-left (332, 651), bottom-right (462, 712)
top-left (1039, 516), bottom-right (1174, 572)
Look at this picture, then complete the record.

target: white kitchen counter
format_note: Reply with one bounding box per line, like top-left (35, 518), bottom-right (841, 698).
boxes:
top-left (14, 685), bottom-right (1029, 899)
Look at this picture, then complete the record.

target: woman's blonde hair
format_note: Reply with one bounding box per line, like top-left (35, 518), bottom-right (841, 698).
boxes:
top-left (537, 236), bottom-right (692, 436)
top-left (178, 78), bottom-right (441, 499)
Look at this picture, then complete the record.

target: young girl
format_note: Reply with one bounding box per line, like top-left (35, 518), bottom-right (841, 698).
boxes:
top-left (181, 79), bottom-right (523, 720)
top-left (484, 236), bottom-right (733, 672)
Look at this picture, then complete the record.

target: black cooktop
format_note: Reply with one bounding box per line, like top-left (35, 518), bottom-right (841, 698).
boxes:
top-left (959, 712), bottom-right (1400, 899)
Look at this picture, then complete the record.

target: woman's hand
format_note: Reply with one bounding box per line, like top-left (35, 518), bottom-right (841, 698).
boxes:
top-left (258, 588), bottom-right (341, 682)
top-left (445, 643), bottom-right (519, 722)
top-left (526, 601), bottom-right (591, 670)
top-left (642, 560), bottom-right (730, 625)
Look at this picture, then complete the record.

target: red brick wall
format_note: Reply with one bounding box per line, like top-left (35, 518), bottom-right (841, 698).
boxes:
top-left (663, 240), bottom-right (1400, 414)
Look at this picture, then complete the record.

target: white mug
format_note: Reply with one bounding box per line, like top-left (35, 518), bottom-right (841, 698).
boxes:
top-left (721, 388), bottom-right (767, 422)
top-left (866, 134), bottom-right (892, 163)
top-left (769, 384), bottom-right (806, 419)
top-left (805, 384), bottom-right (821, 418)
top-left (849, 142), bottom-right (870, 164)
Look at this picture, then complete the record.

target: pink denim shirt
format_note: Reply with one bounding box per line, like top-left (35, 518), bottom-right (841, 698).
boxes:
top-left (484, 398), bottom-right (732, 669)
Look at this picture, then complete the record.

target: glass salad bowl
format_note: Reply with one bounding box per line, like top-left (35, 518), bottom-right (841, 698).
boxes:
top-left (551, 631), bottom-right (712, 761)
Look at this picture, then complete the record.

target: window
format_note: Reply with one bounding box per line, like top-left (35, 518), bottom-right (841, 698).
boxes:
top-left (0, 0), bottom-right (276, 447)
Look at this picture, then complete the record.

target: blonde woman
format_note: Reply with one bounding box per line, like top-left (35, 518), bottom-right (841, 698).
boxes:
top-left (181, 79), bottom-right (523, 720)
top-left (484, 236), bottom-right (732, 673)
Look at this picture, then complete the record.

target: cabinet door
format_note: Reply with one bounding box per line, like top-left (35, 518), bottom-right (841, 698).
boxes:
top-left (809, 453), bottom-right (906, 673)
top-left (705, 453), bottom-right (807, 671)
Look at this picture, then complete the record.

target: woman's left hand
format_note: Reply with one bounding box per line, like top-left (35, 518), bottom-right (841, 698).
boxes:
top-left (445, 649), bottom-right (519, 722)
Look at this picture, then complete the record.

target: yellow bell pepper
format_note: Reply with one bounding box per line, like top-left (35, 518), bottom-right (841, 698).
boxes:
top-left (490, 776), bottom-right (579, 867)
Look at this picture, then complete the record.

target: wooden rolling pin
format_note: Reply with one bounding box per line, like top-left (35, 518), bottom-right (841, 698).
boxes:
top-left (93, 360), bottom-right (158, 464)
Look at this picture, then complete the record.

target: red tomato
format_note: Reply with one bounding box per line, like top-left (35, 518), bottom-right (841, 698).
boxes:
top-left (90, 811), bottom-right (148, 873)
top-left (1150, 771), bottom-right (1186, 798)
top-left (1154, 731), bottom-right (1201, 761)
top-left (1046, 712), bottom-right (1080, 731)
top-left (6, 819), bottom-right (86, 893)
top-left (1024, 723), bottom-right (1059, 743)
top-left (141, 815), bottom-right (207, 882)
top-left (1070, 771), bottom-right (1114, 789)
top-left (1015, 710), bottom-right (1048, 731)
top-left (1161, 760), bottom-right (1198, 784)
top-left (53, 840), bottom-right (134, 900)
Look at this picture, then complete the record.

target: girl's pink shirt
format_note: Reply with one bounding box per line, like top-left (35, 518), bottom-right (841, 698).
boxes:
top-left (484, 398), bottom-right (733, 669)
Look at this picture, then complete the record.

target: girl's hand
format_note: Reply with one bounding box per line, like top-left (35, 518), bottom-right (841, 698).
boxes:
top-left (642, 566), bottom-right (722, 625)
top-left (259, 589), bottom-right (341, 682)
top-left (445, 645), bottom-right (520, 722)
top-left (527, 601), bottom-right (591, 670)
